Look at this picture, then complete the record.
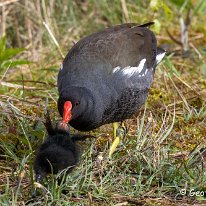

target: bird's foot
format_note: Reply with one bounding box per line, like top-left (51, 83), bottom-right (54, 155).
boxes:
top-left (109, 123), bottom-right (127, 158)
top-left (109, 136), bottom-right (120, 158)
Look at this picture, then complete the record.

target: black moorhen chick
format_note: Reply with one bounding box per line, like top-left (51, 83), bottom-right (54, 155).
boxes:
top-left (57, 22), bottom-right (165, 157)
top-left (34, 127), bottom-right (78, 184)
top-left (33, 110), bottom-right (94, 185)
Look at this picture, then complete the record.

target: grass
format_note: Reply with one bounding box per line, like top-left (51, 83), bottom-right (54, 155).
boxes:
top-left (0, 0), bottom-right (206, 205)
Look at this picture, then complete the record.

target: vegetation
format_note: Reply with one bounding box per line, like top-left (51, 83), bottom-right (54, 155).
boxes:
top-left (0, 0), bottom-right (205, 205)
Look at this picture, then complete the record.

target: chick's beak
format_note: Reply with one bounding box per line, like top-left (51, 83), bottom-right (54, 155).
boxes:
top-left (63, 101), bottom-right (72, 123)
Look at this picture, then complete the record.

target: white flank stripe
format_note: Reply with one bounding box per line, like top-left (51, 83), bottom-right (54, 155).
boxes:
top-left (112, 66), bottom-right (121, 73)
top-left (156, 52), bottom-right (166, 64)
top-left (113, 58), bottom-right (146, 78)
top-left (137, 58), bottom-right (147, 73)
top-left (122, 58), bottom-right (146, 77)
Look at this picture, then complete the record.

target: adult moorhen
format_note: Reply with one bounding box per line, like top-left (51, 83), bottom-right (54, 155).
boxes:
top-left (57, 22), bottom-right (165, 157)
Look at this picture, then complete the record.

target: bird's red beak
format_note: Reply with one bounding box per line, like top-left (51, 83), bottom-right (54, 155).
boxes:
top-left (62, 101), bottom-right (72, 123)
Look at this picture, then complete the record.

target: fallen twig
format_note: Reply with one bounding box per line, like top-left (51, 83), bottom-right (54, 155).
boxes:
top-left (0, 81), bottom-right (46, 90)
top-left (0, 0), bottom-right (19, 7)
top-left (43, 21), bottom-right (64, 59)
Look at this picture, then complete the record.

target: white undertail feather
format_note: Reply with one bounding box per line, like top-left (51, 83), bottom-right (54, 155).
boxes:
top-left (155, 52), bottom-right (166, 64)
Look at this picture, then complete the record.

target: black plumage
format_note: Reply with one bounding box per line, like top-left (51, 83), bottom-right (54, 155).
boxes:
top-left (57, 22), bottom-right (165, 131)
top-left (33, 128), bottom-right (79, 182)
top-left (33, 113), bottom-right (94, 183)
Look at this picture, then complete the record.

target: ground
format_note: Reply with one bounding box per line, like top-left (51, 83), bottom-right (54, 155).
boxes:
top-left (0, 0), bottom-right (206, 205)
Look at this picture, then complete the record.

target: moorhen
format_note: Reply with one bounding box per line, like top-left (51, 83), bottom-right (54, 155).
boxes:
top-left (33, 110), bottom-right (94, 192)
top-left (57, 22), bottom-right (165, 157)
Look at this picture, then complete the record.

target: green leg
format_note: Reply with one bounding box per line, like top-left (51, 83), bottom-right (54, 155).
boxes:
top-left (113, 122), bottom-right (119, 139)
top-left (109, 122), bottom-right (126, 158)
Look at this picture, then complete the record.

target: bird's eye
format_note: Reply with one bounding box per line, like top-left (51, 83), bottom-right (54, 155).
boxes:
top-left (75, 101), bottom-right (80, 106)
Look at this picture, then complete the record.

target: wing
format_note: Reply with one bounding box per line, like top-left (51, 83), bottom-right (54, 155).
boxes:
top-left (58, 23), bottom-right (161, 92)
top-left (62, 23), bottom-right (156, 68)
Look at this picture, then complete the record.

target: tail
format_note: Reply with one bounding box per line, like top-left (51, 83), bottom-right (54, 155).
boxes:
top-left (138, 22), bottom-right (154, 28)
